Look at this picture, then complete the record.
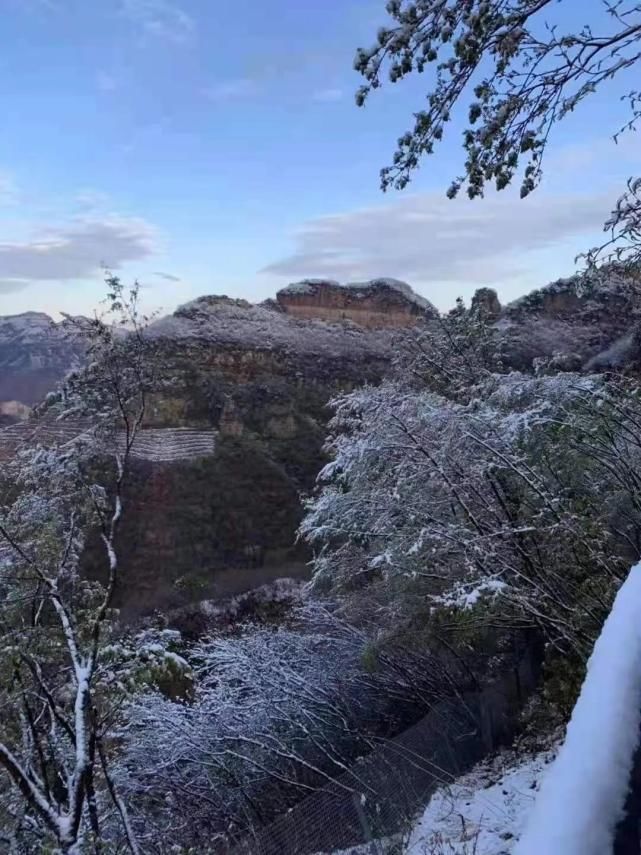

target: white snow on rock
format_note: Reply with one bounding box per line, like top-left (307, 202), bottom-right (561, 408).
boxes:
top-left (149, 295), bottom-right (394, 358)
top-left (345, 277), bottom-right (435, 310)
top-left (278, 278), bottom-right (436, 312)
top-left (406, 747), bottom-right (557, 854)
top-left (515, 562), bottom-right (641, 855)
top-left (0, 312), bottom-right (56, 343)
top-left (280, 279), bottom-right (341, 295)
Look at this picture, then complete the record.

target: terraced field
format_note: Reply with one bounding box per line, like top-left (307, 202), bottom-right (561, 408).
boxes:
top-left (122, 427), bottom-right (217, 462)
top-left (0, 420), bottom-right (217, 463)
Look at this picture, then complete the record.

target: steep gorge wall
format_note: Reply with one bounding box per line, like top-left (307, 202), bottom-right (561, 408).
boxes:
top-left (95, 298), bottom-right (397, 615)
top-left (0, 294), bottom-right (402, 616)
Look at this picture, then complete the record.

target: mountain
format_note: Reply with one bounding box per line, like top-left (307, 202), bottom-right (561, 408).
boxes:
top-left (498, 269), bottom-right (641, 370)
top-left (1, 281), bottom-right (432, 618)
top-left (275, 276), bottom-right (437, 326)
top-left (0, 311), bottom-right (83, 419)
top-left (3, 274), bottom-right (641, 620)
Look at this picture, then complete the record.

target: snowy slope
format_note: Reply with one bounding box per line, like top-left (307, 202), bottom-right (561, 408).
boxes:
top-left (406, 746), bottom-right (557, 855)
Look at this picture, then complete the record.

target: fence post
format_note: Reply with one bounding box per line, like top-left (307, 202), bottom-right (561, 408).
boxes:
top-left (352, 792), bottom-right (382, 855)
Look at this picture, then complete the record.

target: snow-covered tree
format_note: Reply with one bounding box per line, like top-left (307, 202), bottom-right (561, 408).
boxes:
top-left (117, 602), bottom-right (456, 848)
top-left (301, 352), bottom-right (641, 659)
top-left (0, 278), bottom-right (182, 852)
top-left (395, 294), bottom-right (503, 399)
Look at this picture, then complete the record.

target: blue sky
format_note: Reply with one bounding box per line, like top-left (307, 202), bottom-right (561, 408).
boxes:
top-left (0, 0), bottom-right (639, 318)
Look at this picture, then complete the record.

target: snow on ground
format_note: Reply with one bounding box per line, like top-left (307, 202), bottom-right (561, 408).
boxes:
top-left (406, 746), bottom-right (557, 855)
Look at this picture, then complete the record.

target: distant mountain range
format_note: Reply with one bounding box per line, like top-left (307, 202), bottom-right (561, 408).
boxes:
top-left (0, 311), bottom-right (84, 420)
top-left (2, 273), bottom-right (640, 420)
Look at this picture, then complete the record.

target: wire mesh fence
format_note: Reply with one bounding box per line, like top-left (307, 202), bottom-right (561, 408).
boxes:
top-left (232, 657), bottom-right (537, 855)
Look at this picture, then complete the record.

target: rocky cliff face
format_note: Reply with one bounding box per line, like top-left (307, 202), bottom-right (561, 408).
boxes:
top-left (0, 290), bottom-right (407, 616)
top-left (496, 270), bottom-right (641, 371)
top-left (0, 312), bottom-right (82, 414)
top-left (93, 294), bottom-right (399, 615)
top-left (276, 278), bottom-right (437, 328)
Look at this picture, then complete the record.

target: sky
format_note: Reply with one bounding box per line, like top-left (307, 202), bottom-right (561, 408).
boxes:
top-left (0, 0), bottom-right (639, 319)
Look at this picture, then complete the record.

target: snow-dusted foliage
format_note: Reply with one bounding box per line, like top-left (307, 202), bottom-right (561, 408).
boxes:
top-left (302, 330), bottom-right (641, 654)
top-left (516, 562), bottom-right (641, 855)
top-left (119, 610), bottom-right (371, 846)
top-left (355, 0), bottom-right (641, 213)
top-left (118, 603), bottom-right (448, 848)
top-left (505, 268), bottom-right (641, 315)
top-left (0, 278), bottom-right (180, 852)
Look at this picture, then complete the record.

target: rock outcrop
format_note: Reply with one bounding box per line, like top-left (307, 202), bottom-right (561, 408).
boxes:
top-left (471, 287), bottom-right (502, 320)
top-left (0, 400), bottom-right (32, 426)
top-left (0, 292), bottom-right (404, 617)
top-left (497, 270), bottom-right (641, 371)
top-left (276, 278), bottom-right (436, 328)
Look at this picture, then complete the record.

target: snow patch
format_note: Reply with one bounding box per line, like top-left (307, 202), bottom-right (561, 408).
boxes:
top-left (515, 563), bottom-right (641, 855)
top-left (280, 279), bottom-right (340, 295)
top-left (407, 747), bottom-right (557, 854)
top-left (149, 296), bottom-right (393, 358)
top-left (346, 278), bottom-right (435, 310)
top-left (278, 277), bottom-right (436, 311)
top-left (433, 577), bottom-right (508, 610)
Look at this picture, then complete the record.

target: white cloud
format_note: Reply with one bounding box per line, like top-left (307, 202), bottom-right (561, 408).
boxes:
top-left (203, 79), bottom-right (260, 102)
top-left (313, 88), bottom-right (344, 103)
top-left (73, 189), bottom-right (113, 213)
top-left (262, 190), bottom-right (613, 296)
top-left (244, 47), bottom-right (346, 82)
top-left (544, 134), bottom-right (641, 177)
top-left (120, 0), bottom-right (194, 43)
top-left (204, 79), bottom-right (343, 106)
top-left (0, 217), bottom-right (156, 293)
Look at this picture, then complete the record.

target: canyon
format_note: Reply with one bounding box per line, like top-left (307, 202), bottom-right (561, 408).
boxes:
top-left (2, 274), bottom-right (641, 617)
